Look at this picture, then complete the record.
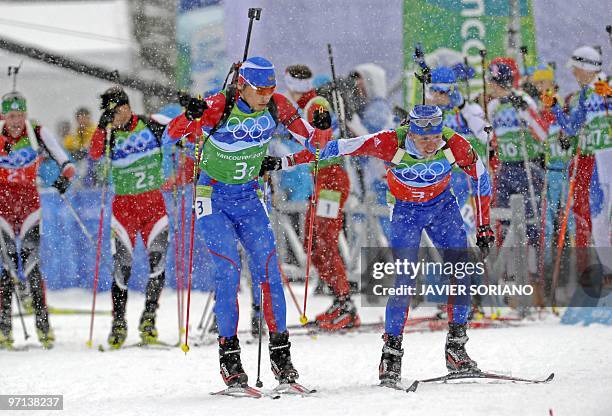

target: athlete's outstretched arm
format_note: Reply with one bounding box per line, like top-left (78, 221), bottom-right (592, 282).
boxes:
top-left (39, 126), bottom-right (71, 167)
top-left (317, 130), bottom-right (405, 164)
top-left (272, 93), bottom-right (330, 150)
top-left (266, 128), bottom-right (402, 171)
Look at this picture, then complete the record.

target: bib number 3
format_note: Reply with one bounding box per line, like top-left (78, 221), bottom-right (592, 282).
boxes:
top-left (233, 162), bottom-right (256, 181)
top-left (195, 185), bottom-right (213, 218)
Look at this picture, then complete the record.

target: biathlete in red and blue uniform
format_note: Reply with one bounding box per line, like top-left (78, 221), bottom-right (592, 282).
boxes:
top-left (313, 104), bottom-right (494, 385)
top-left (167, 57), bottom-right (330, 388)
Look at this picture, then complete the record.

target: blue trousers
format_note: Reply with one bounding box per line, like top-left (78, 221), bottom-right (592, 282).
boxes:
top-left (197, 173), bottom-right (286, 338)
top-left (385, 189), bottom-right (471, 336)
top-left (544, 167), bottom-right (575, 265)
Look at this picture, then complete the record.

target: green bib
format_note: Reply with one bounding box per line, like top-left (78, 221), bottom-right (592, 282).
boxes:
top-left (110, 119), bottom-right (163, 195)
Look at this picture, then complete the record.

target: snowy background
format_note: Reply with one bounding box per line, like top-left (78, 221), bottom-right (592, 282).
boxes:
top-left (1, 1), bottom-right (611, 415)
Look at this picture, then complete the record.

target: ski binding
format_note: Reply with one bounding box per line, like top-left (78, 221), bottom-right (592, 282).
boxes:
top-left (273, 382), bottom-right (317, 396)
top-left (210, 385), bottom-right (280, 399)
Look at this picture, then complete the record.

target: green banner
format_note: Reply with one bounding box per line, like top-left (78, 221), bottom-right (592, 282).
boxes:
top-left (403, 0), bottom-right (537, 107)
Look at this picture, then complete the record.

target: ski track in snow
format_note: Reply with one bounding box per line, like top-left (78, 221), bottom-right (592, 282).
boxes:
top-left (1, 289), bottom-right (611, 416)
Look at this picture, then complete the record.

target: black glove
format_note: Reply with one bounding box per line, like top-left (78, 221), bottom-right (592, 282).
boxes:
top-left (177, 90), bottom-right (192, 108)
top-left (259, 156), bottom-right (283, 176)
top-left (476, 225), bottom-right (495, 258)
top-left (311, 108), bottom-right (332, 130)
top-left (185, 97), bottom-right (208, 120)
top-left (52, 175), bottom-right (72, 195)
top-left (559, 135), bottom-right (573, 151)
top-left (508, 93), bottom-right (528, 111)
top-left (522, 81), bottom-right (539, 100)
top-left (98, 109), bottom-right (114, 129)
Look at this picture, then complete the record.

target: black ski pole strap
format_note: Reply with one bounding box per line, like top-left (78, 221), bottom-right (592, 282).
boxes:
top-left (282, 112), bottom-right (301, 127)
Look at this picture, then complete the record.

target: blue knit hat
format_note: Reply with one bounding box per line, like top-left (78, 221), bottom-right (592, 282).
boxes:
top-left (239, 57), bottom-right (276, 88)
top-left (409, 105), bottom-right (443, 135)
top-left (430, 67), bottom-right (457, 95)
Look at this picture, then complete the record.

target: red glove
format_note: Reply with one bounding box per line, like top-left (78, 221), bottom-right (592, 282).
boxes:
top-left (61, 163), bottom-right (76, 179)
top-left (476, 225), bottom-right (495, 258)
top-left (309, 107), bottom-right (333, 149)
top-left (53, 162), bottom-right (76, 194)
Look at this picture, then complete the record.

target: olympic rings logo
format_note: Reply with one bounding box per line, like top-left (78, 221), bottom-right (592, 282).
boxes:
top-left (1, 148), bottom-right (36, 167)
top-left (225, 116), bottom-right (272, 140)
top-left (494, 108), bottom-right (520, 129)
top-left (396, 161), bottom-right (447, 182)
top-left (117, 130), bottom-right (155, 154)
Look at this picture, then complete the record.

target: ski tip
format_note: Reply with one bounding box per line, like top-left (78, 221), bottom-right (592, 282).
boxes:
top-left (406, 381), bottom-right (419, 393)
top-left (545, 373), bottom-right (555, 383)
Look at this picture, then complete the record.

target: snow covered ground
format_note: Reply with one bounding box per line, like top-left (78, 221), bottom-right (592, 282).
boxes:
top-left (1, 288), bottom-right (611, 416)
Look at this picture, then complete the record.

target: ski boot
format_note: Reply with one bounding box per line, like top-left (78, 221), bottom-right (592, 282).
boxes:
top-left (445, 323), bottom-right (479, 373)
top-left (269, 331), bottom-right (299, 384)
top-left (108, 318), bottom-right (127, 349)
top-left (37, 328), bottom-right (55, 349)
top-left (218, 336), bottom-right (248, 387)
top-left (0, 329), bottom-right (13, 350)
top-left (139, 311), bottom-right (158, 344)
top-left (379, 334), bottom-right (403, 386)
top-left (316, 297), bottom-right (361, 331)
top-left (315, 297), bottom-right (341, 323)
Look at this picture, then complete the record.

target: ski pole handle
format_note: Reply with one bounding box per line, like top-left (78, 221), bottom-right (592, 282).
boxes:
top-left (243, 8), bottom-right (262, 62)
top-left (519, 45), bottom-right (528, 76)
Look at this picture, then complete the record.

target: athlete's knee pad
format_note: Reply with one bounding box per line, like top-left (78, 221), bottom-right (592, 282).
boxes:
top-left (147, 226), bottom-right (168, 279)
top-left (20, 223), bottom-right (41, 278)
top-left (0, 215), bottom-right (19, 277)
top-left (0, 270), bottom-right (14, 307)
top-left (111, 232), bottom-right (133, 291)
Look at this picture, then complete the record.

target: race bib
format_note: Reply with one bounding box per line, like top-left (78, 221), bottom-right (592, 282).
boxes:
top-left (195, 185), bottom-right (213, 218)
top-left (316, 189), bottom-right (341, 219)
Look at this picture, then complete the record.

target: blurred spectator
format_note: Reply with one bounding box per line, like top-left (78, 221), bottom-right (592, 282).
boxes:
top-left (63, 107), bottom-right (97, 187)
top-left (347, 63), bottom-right (395, 239)
top-left (56, 119), bottom-right (71, 140)
top-left (64, 107), bottom-right (95, 161)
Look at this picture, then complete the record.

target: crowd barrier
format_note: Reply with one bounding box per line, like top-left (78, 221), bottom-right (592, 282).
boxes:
top-left (37, 187), bottom-right (215, 292)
